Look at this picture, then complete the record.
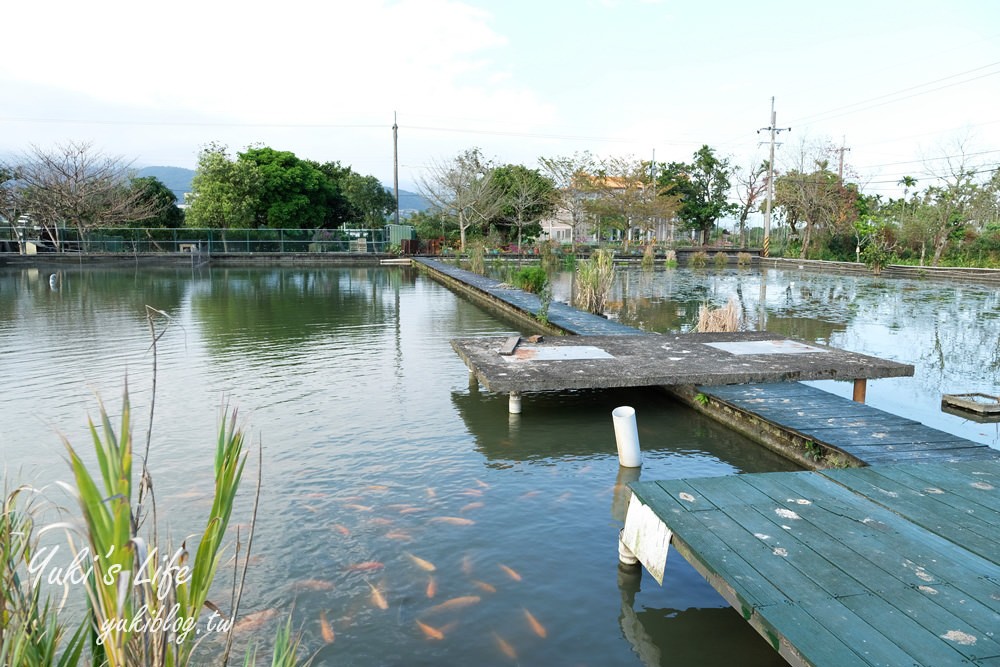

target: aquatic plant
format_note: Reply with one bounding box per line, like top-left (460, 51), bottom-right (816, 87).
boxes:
top-left (713, 251), bottom-right (729, 268)
top-left (663, 249), bottom-right (678, 269)
top-left (467, 242), bottom-right (486, 275)
top-left (640, 245), bottom-right (655, 271)
top-left (736, 252), bottom-right (753, 267)
top-left (574, 248), bottom-right (616, 315)
top-left (689, 250), bottom-right (709, 268)
top-left (696, 298), bottom-right (741, 332)
top-left (513, 266), bottom-right (548, 294)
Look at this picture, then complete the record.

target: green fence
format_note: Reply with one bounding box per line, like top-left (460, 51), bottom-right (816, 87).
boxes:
top-left (0, 227), bottom-right (400, 254)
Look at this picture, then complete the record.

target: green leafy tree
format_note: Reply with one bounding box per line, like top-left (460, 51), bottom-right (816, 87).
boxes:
top-left (241, 147), bottom-right (343, 229)
top-left (341, 171), bottom-right (395, 227)
top-left (658, 145), bottom-right (736, 245)
top-left (488, 164), bottom-right (557, 249)
top-left (129, 176), bottom-right (184, 228)
top-left (185, 143), bottom-right (260, 229)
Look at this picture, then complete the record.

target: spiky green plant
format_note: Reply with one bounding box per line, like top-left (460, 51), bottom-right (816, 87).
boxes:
top-left (713, 252), bottom-right (729, 268)
top-left (574, 248), bottom-right (616, 315)
top-left (736, 252), bottom-right (753, 267)
top-left (663, 250), bottom-right (678, 269)
top-left (467, 242), bottom-right (486, 275)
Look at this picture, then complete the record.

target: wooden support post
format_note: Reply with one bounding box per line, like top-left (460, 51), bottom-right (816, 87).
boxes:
top-left (852, 378), bottom-right (867, 403)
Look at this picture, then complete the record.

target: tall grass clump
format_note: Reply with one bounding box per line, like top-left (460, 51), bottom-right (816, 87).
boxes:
top-left (689, 250), bottom-right (709, 268)
top-left (0, 309), bottom-right (308, 667)
top-left (696, 298), bottom-right (741, 332)
top-left (663, 250), bottom-right (678, 269)
top-left (640, 245), bottom-right (655, 271)
top-left (736, 252), bottom-right (753, 267)
top-left (713, 252), bottom-right (729, 268)
top-left (513, 266), bottom-right (548, 294)
top-left (467, 242), bottom-right (486, 275)
top-left (574, 248), bottom-right (616, 315)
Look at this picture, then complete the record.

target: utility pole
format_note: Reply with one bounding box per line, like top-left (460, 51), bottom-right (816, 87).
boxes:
top-left (836, 138), bottom-right (851, 183)
top-left (393, 111), bottom-right (400, 226)
top-left (757, 97), bottom-right (790, 257)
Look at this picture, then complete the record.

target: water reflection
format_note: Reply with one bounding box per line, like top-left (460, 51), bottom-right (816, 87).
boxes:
top-left (552, 266), bottom-right (1000, 447)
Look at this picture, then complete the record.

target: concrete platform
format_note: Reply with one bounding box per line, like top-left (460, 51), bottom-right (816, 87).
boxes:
top-left (451, 332), bottom-right (914, 394)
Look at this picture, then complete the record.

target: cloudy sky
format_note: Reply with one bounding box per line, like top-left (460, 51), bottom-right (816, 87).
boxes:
top-left (2, 0), bottom-right (998, 197)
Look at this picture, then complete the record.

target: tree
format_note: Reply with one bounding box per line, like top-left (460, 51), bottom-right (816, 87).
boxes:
top-left (129, 177), bottom-right (184, 228)
top-left (583, 156), bottom-right (678, 246)
top-left (185, 143), bottom-right (260, 229)
top-left (418, 148), bottom-right (502, 251)
top-left (919, 140), bottom-right (988, 266)
top-left (539, 151), bottom-right (596, 251)
top-left (14, 141), bottom-right (162, 250)
top-left (658, 145), bottom-right (735, 245)
top-left (732, 159), bottom-right (768, 246)
top-left (0, 163), bottom-right (27, 252)
top-left (488, 164), bottom-right (557, 249)
top-left (340, 171), bottom-right (395, 227)
top-left (241, 147), bottom-right (343, 229)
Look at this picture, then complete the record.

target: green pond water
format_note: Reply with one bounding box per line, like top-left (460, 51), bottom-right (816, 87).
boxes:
top-left (1, 263), bottom-right (995, 666)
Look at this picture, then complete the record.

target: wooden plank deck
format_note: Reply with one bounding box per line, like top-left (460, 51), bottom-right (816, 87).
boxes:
top-left (623, 459), bottom-right (1000, 667)
top-left (701, 383), bottom-right (999, 465)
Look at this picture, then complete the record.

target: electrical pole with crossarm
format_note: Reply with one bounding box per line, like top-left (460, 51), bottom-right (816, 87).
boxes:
top-left (757, 97), bottom-right (790, 257)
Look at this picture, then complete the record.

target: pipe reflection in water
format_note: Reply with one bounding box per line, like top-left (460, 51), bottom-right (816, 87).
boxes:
top-left (612, 465), bottom-right (641, 523)
top-left (618, 564), bottom-right (661, 667)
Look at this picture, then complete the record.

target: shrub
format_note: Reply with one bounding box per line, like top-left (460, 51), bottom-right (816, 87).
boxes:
top-left (713, 251), bottom-right (729, 268)
top-left (737, 252), bottom-right (753, 267)
top-left (513, 266), bottom-right (548, 294)
top-left (689, 250), bottom-right (709, 268)
top-left (575, 248), bottom-right (616, 315)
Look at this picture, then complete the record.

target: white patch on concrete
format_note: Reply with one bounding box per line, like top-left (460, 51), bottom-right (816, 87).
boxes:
top-left (504, 345), bottom-right (615, 362)
top-left (775, 508), bottom-right (800, 520)
top-left (971, 481), bottom-right (994, 490)
top-left (754, 533), bottom-right (771, 541)
top-left (773, 547), bottom-right (788, 557)
top-left (924, 487), bottom-right (945, 494)
top-left (786, 498), bottom-right (812, 505)
top-left (678, 492), bottom-right (696, 503)
top-left (703, 340), bottom-right (830, 356)
top-left (918, 586), bottom-right (938, 595)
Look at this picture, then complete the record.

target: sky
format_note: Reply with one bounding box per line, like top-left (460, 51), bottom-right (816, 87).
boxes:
top-left (2, 0), bottom-right (998, 200)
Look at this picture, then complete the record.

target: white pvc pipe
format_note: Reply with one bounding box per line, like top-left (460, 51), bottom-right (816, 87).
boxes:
top-left (509, 391), bottom-right (522, 414)
top-left (612, 406), bottom-right (642, 468)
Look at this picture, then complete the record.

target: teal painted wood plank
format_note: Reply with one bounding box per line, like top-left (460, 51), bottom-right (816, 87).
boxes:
top-left (823, 467), bottom-right (1000, 562)
top-left (761, 471), bottom-right (1000, 584)
top-left (763, 598), bottom-right (927, 667)
top-left (840, 591), bottom-right (998, 664)
top-left (874, 461), bottom-right (1000, 515)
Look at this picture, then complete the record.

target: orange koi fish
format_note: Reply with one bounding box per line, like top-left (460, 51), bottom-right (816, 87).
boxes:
top-left (344, 503), bottom-right (373, 512)
top-left (370, 517), bottom-right (394, 526)
top-left (291, 578), bottom-right (335, 592)
top-left (426, 487), bottom-right (437, 498)
top-left (399, 507), bottom-right (426, 515)
top-left (333, 523), bottom-right (351, 536)
top-left (460, 489), bottom-right (484, 497)
top-left (461, 554), bottom-right (474, 575)
top-left (460, 501), bottom-right (484, 513)
top-left (524, 609), bottom-right (547, 638)
top-left (416, 619), bottom-right (445, 640)
top-left (423, 595), bottom-right (481, 615)
top-left (426, 576), bottom-right (437, 598)
top-left (385, 530), bottom-right (413, 541)
top-left (406, 552), bottom-right (436, 572)
top-left (472, 580), bottom-right (496, 593)
top-left (429, 517), bottom-right (475, 526)
top-left (320, 611), bottom-right (335, 644)
top-left (345, 561), bottom-right (384, 572)
top-left (498, 564), bottom-right (522, 582)
top-left (494, 632), bottom-right (518, 660)
top-left (474, 479), bottom-right (490, 489)
top-left (368, 581), bottom-right (389, 610)
top-left (519, 490), bottom-right (540, 499)
top-left (232, 609), bottom-right (278, 633)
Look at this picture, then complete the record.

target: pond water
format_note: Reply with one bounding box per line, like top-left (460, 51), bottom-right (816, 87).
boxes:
top-left (550, 265), bottom-right (1000, 448)
top-left (2, 265), bottom-right (795, 667)
top-left (3, 263), bottom-right (997, 666)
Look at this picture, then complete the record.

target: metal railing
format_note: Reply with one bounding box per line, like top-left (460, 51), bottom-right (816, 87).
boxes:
top-left (1, 227), bottom-right (393, 254)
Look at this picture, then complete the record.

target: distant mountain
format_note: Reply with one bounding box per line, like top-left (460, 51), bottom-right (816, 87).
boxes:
top-left (135, 165), bottom-right (431, 214)
top-left (137, 166), bottom-right (195, 202)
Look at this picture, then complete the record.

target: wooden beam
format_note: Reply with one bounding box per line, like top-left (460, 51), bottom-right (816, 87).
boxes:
top-left (852, 378), bottom-right (867, 403)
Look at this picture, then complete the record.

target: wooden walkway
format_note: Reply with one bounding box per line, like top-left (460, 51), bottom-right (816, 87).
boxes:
top-left (623, 460), bottom-right (1000, 667)
top-left (701, 383), bottom-right (999, 465)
